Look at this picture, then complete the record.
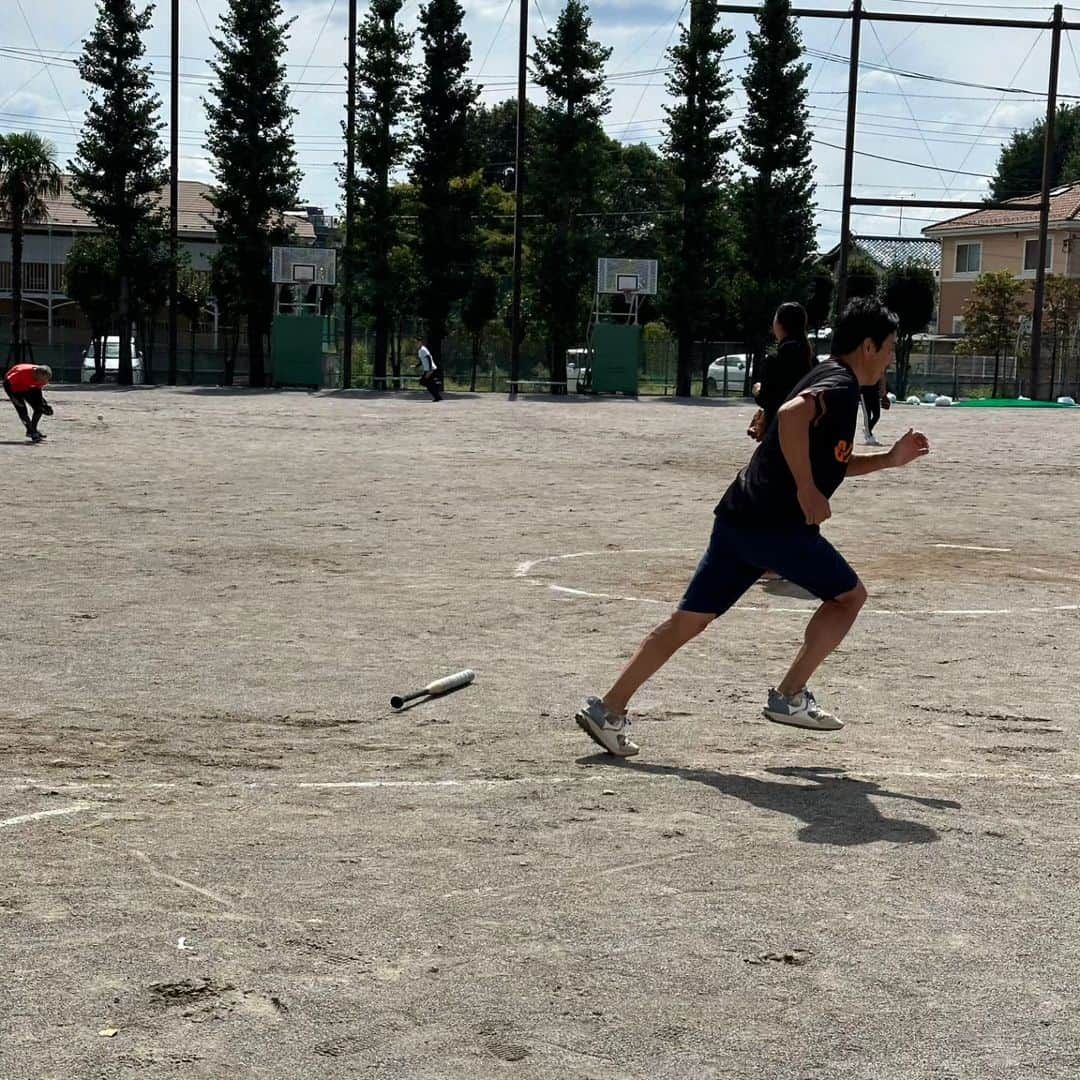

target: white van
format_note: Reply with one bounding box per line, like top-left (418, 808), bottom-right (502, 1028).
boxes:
top-left (81, 338), bottom-right (145, 384)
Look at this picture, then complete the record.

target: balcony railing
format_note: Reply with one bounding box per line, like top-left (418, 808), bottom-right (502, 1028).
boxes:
top-left (0, 262), bottom-right (66, 293)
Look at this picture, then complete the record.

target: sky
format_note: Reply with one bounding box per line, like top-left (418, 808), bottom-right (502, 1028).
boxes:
top-left (0, 0), bottom-right (1075, 252)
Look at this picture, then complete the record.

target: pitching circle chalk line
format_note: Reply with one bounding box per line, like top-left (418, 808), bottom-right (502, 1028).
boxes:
top-left (514, 548), bottom-right (1080, 617)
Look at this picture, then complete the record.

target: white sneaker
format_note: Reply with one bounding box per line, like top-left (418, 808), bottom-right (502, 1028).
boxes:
top-left (863, 434), bottom-right (881, 446)
top-left (575, 697), bottom-right (640, 757)
top-left (762, 687), bottom-right (843, 732)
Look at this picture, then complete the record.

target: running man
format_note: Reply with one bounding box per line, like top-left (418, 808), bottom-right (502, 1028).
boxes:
top-left (417, 340), bottom-right (442, 402)
top-left (3, 363), bottom-right (54, 443)
top-left (575, 298), bottom-right (930, 756)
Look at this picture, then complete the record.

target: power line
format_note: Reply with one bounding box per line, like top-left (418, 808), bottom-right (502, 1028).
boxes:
top-left (865, 18), bottom-right (949, 189)
top-left (812, 138), bottom-right (995, 177)
top-left (12, 0), bottom-right (76, 132)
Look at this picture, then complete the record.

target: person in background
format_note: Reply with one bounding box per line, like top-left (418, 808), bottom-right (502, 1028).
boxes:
top-left (3, 363), bottom-right (54, 442)
top-left (749, 302), bottom-right (816, 438)
top-left (417, 340), bottom-right (442, 402)
top-left (860, 372), bottom-right (890, 445)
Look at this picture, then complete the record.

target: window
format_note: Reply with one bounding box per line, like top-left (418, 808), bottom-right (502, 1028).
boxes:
top-left (1023, 238), bottom-right (1052, 272)
top-left (954, 243), bottom-right (981, 274)
top-left (952, 316), bottom-right (966, 335)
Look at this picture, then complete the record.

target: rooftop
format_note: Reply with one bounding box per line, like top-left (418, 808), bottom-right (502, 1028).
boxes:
top-left (923, 182), bottom-right (1080, 235)
top-left (0, 176), bottom-right (316, 242)
top-left (822, 235), bottom-right (941, 271)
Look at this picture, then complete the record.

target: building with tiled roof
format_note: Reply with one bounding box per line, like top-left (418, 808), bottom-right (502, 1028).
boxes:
top-left (0, 177), bottom-right (318, 366)
top-left (822, 235), bottom-right (941, 275)
top-left (922, 182), bottom-right (1080, 333)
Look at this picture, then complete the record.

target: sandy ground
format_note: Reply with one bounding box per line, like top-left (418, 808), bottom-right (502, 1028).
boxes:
top-left (1, 386), bottom-right (1078, 1080)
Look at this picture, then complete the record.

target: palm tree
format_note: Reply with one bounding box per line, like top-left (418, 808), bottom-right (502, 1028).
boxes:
top-left (0, 132), bottom-right (63, 368)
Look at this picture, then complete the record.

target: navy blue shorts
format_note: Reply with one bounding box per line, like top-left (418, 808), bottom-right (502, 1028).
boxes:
top-left (678, 514), bottom-right (860, 615)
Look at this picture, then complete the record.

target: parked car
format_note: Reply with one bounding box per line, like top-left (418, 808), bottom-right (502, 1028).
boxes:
top-left (707, 353), bottom-right (748, 392)
top-left (81, 337), bottom-right (145, 384)
top-left (566, 348), bottom-right (591, 392)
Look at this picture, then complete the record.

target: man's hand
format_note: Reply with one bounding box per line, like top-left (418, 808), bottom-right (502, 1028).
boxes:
top-left (797, 482), bottom-right (831, 525)
top-left (888, 428), bottom-right (930, 468)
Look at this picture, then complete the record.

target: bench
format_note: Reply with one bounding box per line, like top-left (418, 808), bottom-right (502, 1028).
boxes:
top-left (515, 379), bottom-right (569, 394)
top-left (372, 375), bottom-right (424, 390)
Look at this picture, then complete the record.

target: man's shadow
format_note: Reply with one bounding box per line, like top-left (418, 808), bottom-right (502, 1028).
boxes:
top-left (577, 760), bottom-right (960, 845)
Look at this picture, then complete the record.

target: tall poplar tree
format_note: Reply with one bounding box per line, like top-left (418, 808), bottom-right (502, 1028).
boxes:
top-left (737, 0), bottom-right (817, 375)
top-left (348, 0), bottom-right (414, 383)
top-left (71, 0), bottom-right (167, 385)
top-left (530, 0), bottom-right (612, 389)
top-left (411, 0), bottom-right (479, 372)
top-left (206, 0), bottom-right (301, 387)
top-left (663, 0), bottom-right (735, 396)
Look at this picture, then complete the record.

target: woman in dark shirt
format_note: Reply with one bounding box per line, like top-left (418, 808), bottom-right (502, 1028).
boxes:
top-left (754, 302), bottom-right (816, 429)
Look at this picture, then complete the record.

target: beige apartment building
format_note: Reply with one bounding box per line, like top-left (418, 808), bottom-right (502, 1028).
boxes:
top-left (923, 183), bottom-right (1080, 335)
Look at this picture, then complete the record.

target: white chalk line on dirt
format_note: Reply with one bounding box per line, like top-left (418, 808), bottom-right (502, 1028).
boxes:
top-left (931, 543), bottom-right (1012, 553)
top-left (519, 549), bottom-right (1080, 617)
top-left (0, 803), bottom-right (93, 829)
top-left (10, 768), bottom-right (1080, 796)
top-left (132, 849), bottom-right (234, 907)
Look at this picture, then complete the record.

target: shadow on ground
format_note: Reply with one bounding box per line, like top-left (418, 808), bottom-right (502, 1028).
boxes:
top-left (576, 759), bottom-right (960, 845)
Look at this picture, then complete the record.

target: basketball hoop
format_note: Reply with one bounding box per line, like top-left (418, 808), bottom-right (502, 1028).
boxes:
top-left (620, 288), bottom-right (636, 308)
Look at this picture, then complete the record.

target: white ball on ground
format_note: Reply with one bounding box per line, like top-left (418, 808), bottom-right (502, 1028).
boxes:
top-left (934, 395), bottom-right (953, 407)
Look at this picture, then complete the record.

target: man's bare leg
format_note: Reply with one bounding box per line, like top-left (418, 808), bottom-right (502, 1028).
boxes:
top-left (777, 582), bottom-right (867, 697)
top-left (602, 610), bottom-right (715, 715)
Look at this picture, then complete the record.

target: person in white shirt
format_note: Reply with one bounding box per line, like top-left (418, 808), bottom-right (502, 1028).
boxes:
top-left (417, 341), bottom-right (442, 401)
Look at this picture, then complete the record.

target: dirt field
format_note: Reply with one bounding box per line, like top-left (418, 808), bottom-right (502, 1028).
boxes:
top-left (2, 386), bottom-right (1078, 1080)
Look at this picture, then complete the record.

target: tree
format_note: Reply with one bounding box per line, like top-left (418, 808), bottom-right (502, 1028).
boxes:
top-left (71, 0), bottom-right (167, 385)
top-left (1042, 274), bottom-right (1080, 399)
top-left (210, 248), bottom-right (244, 386)
top-left (882, 261), bottom-right (937, 398)
top-left (991, 105), bottom-right (1080, 202)
top-left (956, 270), bottom-right (1030, 398)
top-left (129, 225), bottom-right (174, 381)
top-left (462, 273), bottom-right (499, 392)
top-left (530, 0), bottom-right (613, 391)
top-left (65, 234), bottom-right (120, 381)
top-left (178, 264), bottom-right (212, 382)
top-left (206, 0), bottom-right (301, 387)
top-left (737, 0), bottom-right (817, 375)
top-left (411, 0), bottom-right (479, 370)
top-left (348, 0), bottom-right (413, 385)
top-left (833, 251), bottom-right (881, 322)
top-left (663, 0), bottom-right (736, 396)
top-left (0, 133), bottom-right (62, 368)
top-left (805, 261), bottom-right (833, 340)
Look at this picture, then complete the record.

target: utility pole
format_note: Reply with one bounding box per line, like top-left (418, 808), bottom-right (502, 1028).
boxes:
top-left (1030, 2), bottom-right (1063, 399)
top-left (168, 0), bottom-right (179, 385)
top-left (836, 0), bottom-right (862, 314)
top-left (508, 0), bottom-right (529, 398)
top-left (342, 0), bottom-right (358, 390)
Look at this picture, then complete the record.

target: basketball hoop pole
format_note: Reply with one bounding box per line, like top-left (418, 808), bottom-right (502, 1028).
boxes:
top-left (508, 0), bottom-right (529, 398)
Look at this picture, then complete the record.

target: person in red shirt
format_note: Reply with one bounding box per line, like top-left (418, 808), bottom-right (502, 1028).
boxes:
top-left (3, 364), bottom-right (54, 443)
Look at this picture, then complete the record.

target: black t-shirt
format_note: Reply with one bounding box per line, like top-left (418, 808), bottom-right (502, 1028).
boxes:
top-left (755, 338), bottom-right (814, 425)
top-left (717, 359), bottom-right (860, 526)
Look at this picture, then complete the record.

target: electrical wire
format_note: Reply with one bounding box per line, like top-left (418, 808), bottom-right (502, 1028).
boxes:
top-left (12, 0), bottom-right (76, 132)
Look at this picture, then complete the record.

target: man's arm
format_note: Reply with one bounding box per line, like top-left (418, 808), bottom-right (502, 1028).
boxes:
top-left (847, 428), bottom-right (930, 477)
top-left (777, 393), bottom-right (831, 525)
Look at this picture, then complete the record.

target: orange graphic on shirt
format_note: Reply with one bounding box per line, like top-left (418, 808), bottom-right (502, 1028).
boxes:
top-left (834, 439), bottom-right (853, 463)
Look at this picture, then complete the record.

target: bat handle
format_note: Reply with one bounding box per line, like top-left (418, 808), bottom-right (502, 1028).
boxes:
top-left (390, 689), bottom-right (425, 710)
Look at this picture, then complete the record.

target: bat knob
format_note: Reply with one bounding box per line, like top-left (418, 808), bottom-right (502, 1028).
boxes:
top-left (390, 695), bottom-right (405, 710)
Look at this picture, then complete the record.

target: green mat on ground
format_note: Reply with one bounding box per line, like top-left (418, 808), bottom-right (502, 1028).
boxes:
top-left (952, 398), bottom-right (1076, 408)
